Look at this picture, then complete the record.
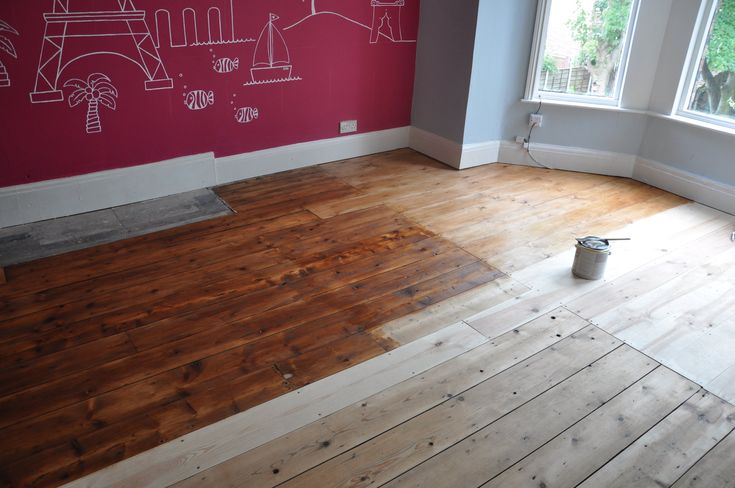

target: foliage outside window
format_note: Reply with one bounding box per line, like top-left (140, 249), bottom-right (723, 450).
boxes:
top-left (533, 0), bottom-right (636, 101)
top-left (684, 0), bottom-right (735, 125)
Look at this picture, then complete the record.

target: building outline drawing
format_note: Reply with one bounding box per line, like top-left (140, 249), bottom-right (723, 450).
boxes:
top-left (30, 0), bottom-right (173, 104)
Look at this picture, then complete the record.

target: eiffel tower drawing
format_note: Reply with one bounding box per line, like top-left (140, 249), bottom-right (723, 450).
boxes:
top-left (30, 0), bottom-right (173, 103)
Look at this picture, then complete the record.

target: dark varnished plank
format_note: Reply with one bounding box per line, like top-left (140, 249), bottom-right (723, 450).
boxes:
top-left (0, 210), bottom-right (320, 299)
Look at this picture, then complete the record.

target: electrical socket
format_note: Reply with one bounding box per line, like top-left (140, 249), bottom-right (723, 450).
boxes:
top-left (529, 113), bottom-right (543, 128)
top-left (516, 136), bottom-right (529, 149)
top-left (340, 120), bottom-right (358, 134)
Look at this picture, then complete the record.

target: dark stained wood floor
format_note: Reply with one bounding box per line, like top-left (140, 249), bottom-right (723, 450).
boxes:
top-left (0, 149), bottom-right (689, 487)
top-left (0, 159), bottom-right (502, 487)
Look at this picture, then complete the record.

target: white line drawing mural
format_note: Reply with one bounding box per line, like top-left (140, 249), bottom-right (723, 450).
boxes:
top-left (245, 13), bottom-right (302, 86)
top-left (64, 73), bottom-right (118, 134)
top-left (151, 1), bottom-right (254, 48)
top-left (184, 89), bottom-right (214, 110)
top-left (30, 0), bottom-right (173, 104)
top-left (369, 1), bottom-right (407, 44)
top-left (235, 106), bottom-right (258, 124)
top-left (213, 57), bottom-right (239, 74)
top-left (285, 0), bottom-right (416, 44)
top-left (0, 19), bottom-right (19, 88)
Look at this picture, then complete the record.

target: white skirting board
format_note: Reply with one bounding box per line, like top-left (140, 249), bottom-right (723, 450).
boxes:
top-left (216, 127), bottom-right (410, 184)
top-left (409, 128), bottom-right (734, 216)
top-left (0, 153), bottom-right (217, 229)
top-left (635, 157), bottom-right (735, 216)
top-left (0, 127), bottom-right (410, 229)
top-left (497, 141), bottom-right (637, 178)
top-left (2, 127), bottom-right (733, 228)
top-left (408, 127), bottom-right (499, 169)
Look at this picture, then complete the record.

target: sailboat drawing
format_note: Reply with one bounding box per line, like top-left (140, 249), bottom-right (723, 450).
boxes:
top-left (247, 13), bottom-right (301, 85)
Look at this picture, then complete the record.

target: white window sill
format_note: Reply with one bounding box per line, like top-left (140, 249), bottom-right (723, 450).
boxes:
top-left (648, 112), bottom-right (735, 137)
top-left (521, 98), bottom-right (648, 115)
top-left (521, 99), bottom-right (735, 138)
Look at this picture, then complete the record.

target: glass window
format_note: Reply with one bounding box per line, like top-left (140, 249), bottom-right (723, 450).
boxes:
top-left (682, 0), bottom-right (735, 127)
top-left (528, 0), bottom-right (638, 103)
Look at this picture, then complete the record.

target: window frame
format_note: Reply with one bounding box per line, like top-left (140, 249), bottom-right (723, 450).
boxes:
top-left (524, 0), bottom-right (642, 107)
top-left (676, 0), bottom-right (735, 130)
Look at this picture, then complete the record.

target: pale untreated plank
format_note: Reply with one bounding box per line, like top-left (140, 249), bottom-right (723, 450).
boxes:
top-left (382, 344), bottom-right (657, 488)
top-left (63, 322), bottom-right (486, 488)
top-left (372, 276), bottom-right (530, 347)
top-left (174, 308), bottom-right (590, 488)
top-left (482, 367), bottom-right (698, 488)
top-left (672, 429), bottom-right (735, 488)
top-left (468, 202), bottom-right (732, 340)
top-left (278, 325), bottom-right (619, 488)
top-left (579, 391), bottom-right (735, 488)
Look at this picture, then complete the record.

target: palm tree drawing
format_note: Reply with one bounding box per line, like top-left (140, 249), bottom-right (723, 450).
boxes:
top-left (64, 74), bottom-right (118, 134)
top-left (0, 19), bottom-right (19, 88)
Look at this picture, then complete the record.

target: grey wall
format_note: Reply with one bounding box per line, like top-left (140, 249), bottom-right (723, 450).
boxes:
top-left (412, 0), bottom-right (735, 187)
top-left (640, 117), bottom-right (735, 185)
top-left (411, 0), bottom-right (479, 144)
top-left (639, 0), bottom-right (735, 186)
top-left (463, 0), bottom-right (536, 144)
top-left (458, 0), bottom-right (648, 155)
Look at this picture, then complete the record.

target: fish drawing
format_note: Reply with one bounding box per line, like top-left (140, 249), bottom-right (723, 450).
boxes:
top-left (213, 57), bottom-right (239, 74)
top-left (235, 107), bottom-right (259, 124)
top-left (185, 90), bottom-right (214, 110)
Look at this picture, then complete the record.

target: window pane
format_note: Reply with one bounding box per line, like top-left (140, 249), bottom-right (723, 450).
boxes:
top-left (687, 0), bottom-right (735, 122)
top-left (540, 0), bottom-right (634, 98)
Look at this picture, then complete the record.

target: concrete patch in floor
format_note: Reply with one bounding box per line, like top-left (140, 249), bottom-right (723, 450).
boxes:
top-left (0, 189), bottom-right (232, 266)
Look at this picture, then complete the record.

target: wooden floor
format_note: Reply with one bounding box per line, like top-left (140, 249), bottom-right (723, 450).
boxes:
top-left (180, 310), bottom-right (735, 488)
top-left (1, 148), bottom-right (735, 487)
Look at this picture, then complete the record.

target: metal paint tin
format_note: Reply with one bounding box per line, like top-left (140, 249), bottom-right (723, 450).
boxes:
top-left (572, 236), bottom-right (611, 280)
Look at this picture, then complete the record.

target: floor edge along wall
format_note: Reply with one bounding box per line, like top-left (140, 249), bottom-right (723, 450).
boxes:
top-left (1, 125), bottom-right (734, 229)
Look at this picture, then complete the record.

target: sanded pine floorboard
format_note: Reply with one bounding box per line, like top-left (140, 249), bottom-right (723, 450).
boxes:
top-left (482, 367), bottom-right (698, 488)
top-left (0, 221), bottom-right (434, 390)
top-left (0, 208), bottom-right (418, 347)
top-left (578, 391), bottom-right (735, 488)
top-left (0, 223), bottom-right (433, 363)
top-left (0, 204), bottom-right (392, 303)
top-left (400, 171), bottom-right (620, 234)
top-left (73, 323), bottom-right (487, 488)
top-left (672, 429), bottom-right (735, 488)
top-left (0, 210), bottom-right (422, 360)
top-left (382, 344), bottom-right (657, 488)
top-left (371, 276), bottom-right (531, 347)
top-left (0, 210), bottom-right (501, 487)
top-left (0, 233), bottom-right (444, 399)
top-left (487, 191), bottom-right (689, 272)
top-left (568, 228), bottom-right (735, 402)
top-left (306, 164), bottom-right (539, 219)
top-left (221, 176), bottom-right (358, 214)
top-left (467, 202), bottom-right (732, 341)
top-left (0, 209), bottom-right (319, 299)
top-left (0, 243), bottom-right (485, 431)
top-left (0, 149), bottom-right (716, 488)
top-left (174, 308), bottom-right (592, 488)
top-left (436, 178), bottom-right (674, 260)
top-left (271, 324), bottom-right (622, 488)
top-left (0, 198), bottom-right (330, 297)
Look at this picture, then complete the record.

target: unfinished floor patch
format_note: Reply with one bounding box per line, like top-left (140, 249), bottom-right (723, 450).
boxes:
top-left (0, 189), bottom-right (232, 266)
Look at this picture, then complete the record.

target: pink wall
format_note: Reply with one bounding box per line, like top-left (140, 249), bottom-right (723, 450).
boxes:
top-left (0, 0), bottom-right (418, 187)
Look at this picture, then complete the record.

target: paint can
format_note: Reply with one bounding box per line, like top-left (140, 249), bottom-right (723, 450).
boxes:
top-left (572, 236), bottom-right (611, 280)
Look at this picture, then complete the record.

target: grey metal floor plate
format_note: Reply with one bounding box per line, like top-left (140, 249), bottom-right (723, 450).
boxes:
top-left (0, 189), bottom-right (232, 266)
